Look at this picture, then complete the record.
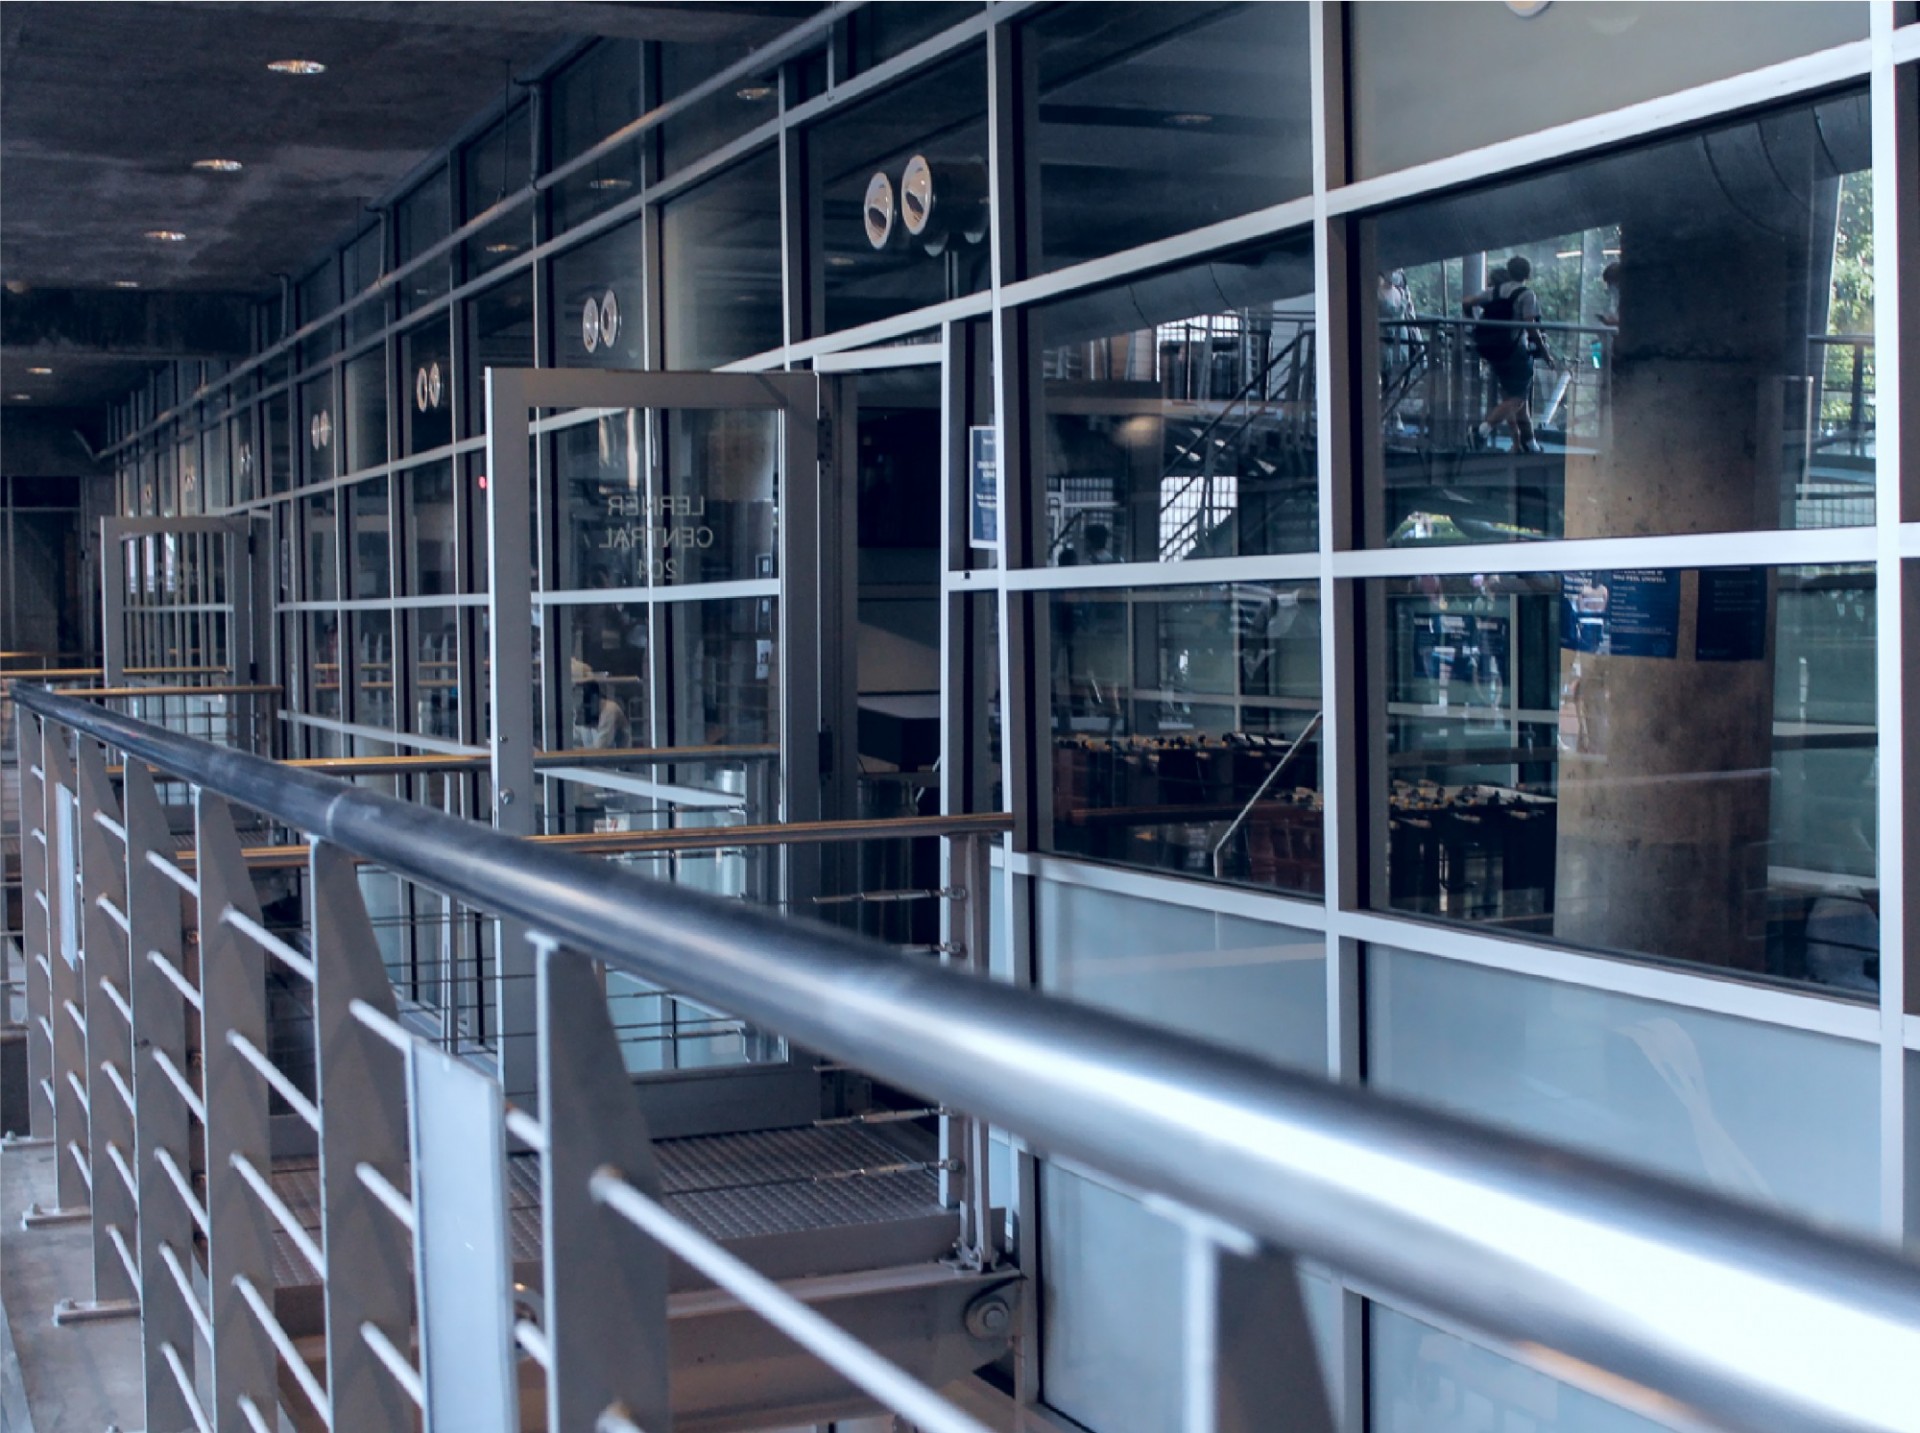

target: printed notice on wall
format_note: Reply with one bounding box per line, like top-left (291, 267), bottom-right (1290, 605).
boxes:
top-left (1560, 569), bottom-right (1680, 658)
top-left (1694, 566), bottom-right (1769, 661)
top-left (969, 425), bottom-right (998, 549)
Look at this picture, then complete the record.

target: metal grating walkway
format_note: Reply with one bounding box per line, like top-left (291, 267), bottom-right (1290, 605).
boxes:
top-left (264, 1123), bottom-right (945, 1288)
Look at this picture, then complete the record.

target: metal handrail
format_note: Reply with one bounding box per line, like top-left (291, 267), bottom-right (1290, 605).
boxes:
top-left (15, 684), bottom-right (1920, 1433)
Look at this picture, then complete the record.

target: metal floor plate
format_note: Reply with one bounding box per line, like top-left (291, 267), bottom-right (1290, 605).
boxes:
top-left (268, 1123), bottom-right (944, 1288)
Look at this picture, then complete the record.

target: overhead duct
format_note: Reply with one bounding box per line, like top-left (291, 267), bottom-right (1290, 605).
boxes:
top-left (898, 155), bottom-right (988, 256)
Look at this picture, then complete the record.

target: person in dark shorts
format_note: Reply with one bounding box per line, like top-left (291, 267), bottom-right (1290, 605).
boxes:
top-left (1463, 255), bottom-right (1560, 453)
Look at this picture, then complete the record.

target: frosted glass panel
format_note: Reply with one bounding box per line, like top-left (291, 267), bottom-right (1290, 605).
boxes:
top-left (1372, 1305), bottom-right (1662, 1433)
top-left (1037, 874), bottom-right (1325, 1072)
top-left (1369, 949), bottom-right (1878, 1232)
top-left (1042, 1165), bottom-right (1339, 1433)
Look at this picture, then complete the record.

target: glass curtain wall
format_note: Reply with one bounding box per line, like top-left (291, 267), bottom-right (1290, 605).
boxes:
top-left (94, 8), bottom-right (1917, 1433)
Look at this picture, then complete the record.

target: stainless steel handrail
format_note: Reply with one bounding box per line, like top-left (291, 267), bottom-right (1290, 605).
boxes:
top-left (16, 684), bottom-right (1920, 1433)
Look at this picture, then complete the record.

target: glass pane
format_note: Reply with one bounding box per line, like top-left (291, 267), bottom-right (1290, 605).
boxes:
top-left (298, 262), bottom-right (339, 367)
top-left (1369, 948), bottom-right (1880, 1231)
top-left (1365, 88), bottom-right (1873, 546)
top-left (661, 408), bottom-right (778, 586)
top-left (1038, 233), bottom-right (1317, 564)
top-left (1349, 1), bottom-right (1868, 181)
top-left (556, 412), bottom-right (654, 590)
top-left (465, 276), bottom-right (535, 434)
top-left (396, 169), bottom-right (452, 315)
top-left (661, 66), bottom-right (779, 174)
top-left (810, 48), bottom-right (989, 335)
top-left (350, 478), bottom-right (391, 599)
top-left (399, 315), bottom-right (453, 455)
top-left (1038, 877), bottom-right (1326, 1067)
top-left (1367, 564), bottom-right (1879, 993)
top-left (1047, 582), bottom-right (1321, 893)
top-left (660, 149), bottom-right (783, 369)
top-left (404, 461), bottom-right (457, 596)
top-left (848, 2), bottom-right (977, 71)
top-left (552, 39), bottom-right (642, 165)
top-left (560, 604), bottom-right (649, 748)
top-left (411, 607), bottom-right (463, 741)
top-left (344, 226), bottom-right (386, 345)
top-left (1027, 3), bottom-right (1311, 273)
top-left (344, 348), bottom-right (388, 474)
top-left (301, 373), bottom-right (335, 484)
top-left (354, 611), bottom-right (396, 729)
top-left (265, 388), bottom-right (292, 496)
top-left (308, 611), bottom-right (341, 722)
top-left (303, 491), bottom-right (338, 601)
top-left (1371, 1304), bottom-right (1663, 1433)
top-left (667, 597), bottom-right (777, 746)
top-left (553, 218), bottom-right (646, 370)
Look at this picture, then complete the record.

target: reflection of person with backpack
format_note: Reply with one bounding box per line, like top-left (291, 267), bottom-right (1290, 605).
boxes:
top-left (1462, 255), bottom-right (1560, 453)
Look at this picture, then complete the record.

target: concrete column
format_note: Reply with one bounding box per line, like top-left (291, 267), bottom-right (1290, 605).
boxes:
top-left (1552, 231), bottom-right (1793, 970)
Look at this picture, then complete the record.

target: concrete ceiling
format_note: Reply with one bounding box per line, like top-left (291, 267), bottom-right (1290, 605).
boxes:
top-left (0, 1), bottom-right (812, 449)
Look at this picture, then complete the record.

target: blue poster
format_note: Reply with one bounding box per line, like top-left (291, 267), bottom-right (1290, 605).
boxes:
top-left (1694, 566), bottom-right (1769, 661)
top-left (969, 425), bottom-right (998, 549)
top-left (1560, 569), bottom-right (1680, 658)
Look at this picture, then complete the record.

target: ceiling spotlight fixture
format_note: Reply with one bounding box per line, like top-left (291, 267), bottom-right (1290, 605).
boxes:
top-left (1165, 112), bottom-right (1214, 127)
top-left (112, 280), bottom-right (140, 288)
top-left (587, 177), bottom-right (633, 191)
top-left (192, 158), bottom-right (244, 173)
top-left (27, 366), bottom-right (52, 375)
top-left (826, 255), bottom-right (856, 268)
top-left (268, 59), bottom-right (327, 75)
top-left (9, 394), bottom-right (30, 401)
top-left (736, 83), bottom-right (775, 102)
top-left (483, 242), bottom-right (521, 255)
top-left (145, 229), bottom-right (188, 243)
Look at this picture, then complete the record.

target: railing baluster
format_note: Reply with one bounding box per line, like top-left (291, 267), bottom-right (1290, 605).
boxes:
top-left (536, 935), bottom-right (671, 1433)
top-left (32, 724), bottom-right (90, 1221)
top-left (309, 840), bottom-right (417, 1431)
top-left (64, 737), bottom-right (139, 1319)
top-left (13, 709), bottom-right (54, 1147)
top-left (194, 789), bottom-right (281, 1432)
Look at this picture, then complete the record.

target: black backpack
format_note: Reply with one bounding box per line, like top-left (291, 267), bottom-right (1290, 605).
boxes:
top-left (1474, 283), bottom-right (1529, 361)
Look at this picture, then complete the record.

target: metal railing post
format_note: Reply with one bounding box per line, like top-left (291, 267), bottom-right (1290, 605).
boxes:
top-left (195, 789), bottom-right (283, 1431)
top-left (941, 831), bottom-right (997, 1270)
top-left (60, 736), bottom-right (140, 1321)
top-left (14, 707), bottom-right (54, 1147)
top-left (122, 758), bottom-right (200, 1433)
top-left (1179, 1221), bottom-right (1335, 1433)
top-left (535, 934), bottom-right (672, 1433)
top-left (309, 839), bottom-right (419, 1430)
top-left (29, 719), bottom-right (91, 1223)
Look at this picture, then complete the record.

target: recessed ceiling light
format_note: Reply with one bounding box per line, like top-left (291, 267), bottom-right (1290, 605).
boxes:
top-left (9, 393), bottom-right (30, 401)
top-left (145, 229), bottom-right (188, 243)
top-left (826, 255), bottom-right (856, 268)
top-left (1166, 112), bottom-right (1214, 127)
top-left (27, 366), bottom-right (52, 375)
top-left (192, 158), bottom-right (244, 173)
top-left (587, 177), bottom-right (633, 191)
top-left (736, 83), bottom-right (775, 102)
top-left (268, 59), bottom-right (326, 75)
top-left (111, 280), bottom-right (140, 288)
top-left (482, 242), bottom-right (521, 255)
